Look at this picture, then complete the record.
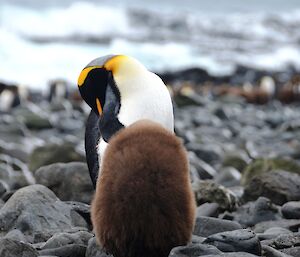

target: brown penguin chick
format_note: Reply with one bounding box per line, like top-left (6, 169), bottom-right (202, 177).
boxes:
top-left (91, 120), bottom-right (196, 257)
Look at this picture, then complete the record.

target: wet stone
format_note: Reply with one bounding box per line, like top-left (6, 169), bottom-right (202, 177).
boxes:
top-left (193, 216), bottom-right (242, 237)
top-left (203, 229), bottom-right (261, 255)
top-left (231, 197), bottom-right (280, 227)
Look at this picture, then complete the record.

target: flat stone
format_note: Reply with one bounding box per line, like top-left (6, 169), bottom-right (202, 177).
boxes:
top-left (204, 229), bottom-right (261, 255)
top-left (193, 216), bottom-right (242, 237)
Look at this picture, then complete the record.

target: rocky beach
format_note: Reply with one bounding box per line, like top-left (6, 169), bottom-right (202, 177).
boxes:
top-left (0, 66), bottom-right (300, 257)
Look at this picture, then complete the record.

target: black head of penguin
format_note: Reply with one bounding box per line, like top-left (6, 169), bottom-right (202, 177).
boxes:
top-left (78, 55), bottom-right (125, 142)
top-left (77, 55), bottom-right (121, 116)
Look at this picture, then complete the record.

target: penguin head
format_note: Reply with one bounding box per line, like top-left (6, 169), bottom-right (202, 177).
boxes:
top-left (77, 55), bottom-right (146, 116)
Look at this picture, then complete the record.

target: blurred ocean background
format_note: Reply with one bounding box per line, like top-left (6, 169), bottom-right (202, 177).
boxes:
top-left (1, 0), bottom-right (300, 90)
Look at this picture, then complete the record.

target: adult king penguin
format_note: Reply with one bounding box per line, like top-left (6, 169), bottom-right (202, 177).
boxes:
top-left (78, 55), bottom-right (174, 187)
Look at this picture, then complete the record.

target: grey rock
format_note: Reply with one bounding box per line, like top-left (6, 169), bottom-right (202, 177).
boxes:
top-left (0, 185), bottom-right (88, 243)
top-left (196, 203), bottom-right (219, 218)
top-left (222, 153), bottom-right (249, 172)
top-left (0, 180), bottom-right (7, 197)
top-left (0, 198), bottom-right (4, 209)
top-left (193, 180), bottom-right (237, 211)
top-left (268, 232), bottom-right (300, 250)
top-left (280, 246), bottom-right (300, 256)
top-left (214, 167), bottom-right (241, 187)
top-left (0, 144), bottom-right (29, 163)
top-left (4, 229), bottom-right (27, 242)
top-left (1, 190), bottom-right (15, 202)
top-left (186, 143), bottom-right (223, 165)
top-left (42, 231), bottom-right (93, 249)
top-left (197, 253), bottom-right (259, 257)
top-left (254, 220), bottom-right (300, 233)
top-left (0, 238), bottom-right (38, 257)
top-left (204, 229), bottom-right (261, 255)
top-left (169, 243), bottom-right (222, 257)
top-left (189, 152), bottom-right (217, 179)
top-left (39, 244), bottom-right (86, 257)
top-left (193, 216), bottom-right (242, 237)
top-left (231, 197), bottom-right (280, 227)
top-left (86, 237), bottom-right (113, 257)
top-left (243, 170), bottom-right (300, 205)
top-left (262, 245), bottom-right (293, 257)
top-left (35, 162), bottom-right (93, 203)
top-left (281, 201), bottom-right (300, 219)
top-left (20, 111), bottom-right (53, 130)
top-left (64, 201), bottom-right (91, 226)
top-left (28, 143), bottom-right (85, 172)
top-left (258, 227), bottom-right (292, 240)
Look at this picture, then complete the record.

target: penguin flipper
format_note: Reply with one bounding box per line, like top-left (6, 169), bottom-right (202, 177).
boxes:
top-left (85, 110), bottom-right (100, 188)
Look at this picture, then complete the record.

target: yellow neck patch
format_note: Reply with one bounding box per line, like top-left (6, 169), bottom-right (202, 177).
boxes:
top-left (104, 55), bottom-right (127, 74)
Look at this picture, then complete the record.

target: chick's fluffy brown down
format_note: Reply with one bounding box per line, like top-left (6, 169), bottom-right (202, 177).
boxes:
top-left (91, 120), bottom-right (196, 257)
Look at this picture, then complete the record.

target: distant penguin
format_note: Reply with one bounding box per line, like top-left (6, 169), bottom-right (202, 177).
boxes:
top-left (279, 75), bottom-right (300, 103)
top-left (91, 120), bottom-right (196, 257)
top-left (78, 55), bottom-right (174, 187)
top-left (48, 79), bottom-right (69, 103)
top-left (0, 82), bottom-right (23, 112)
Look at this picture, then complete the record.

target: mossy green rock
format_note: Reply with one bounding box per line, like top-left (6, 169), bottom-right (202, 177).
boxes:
top-left (29, 144), bottom-right (85, 172)
top-left (222, 154), bottom-right (248, 172)
top-left (22, 112), bottom-right (52, 130)
top-left (241, 158), bottom-right (300, 186)
top-left (193, 180), bottom-right (237, 211)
